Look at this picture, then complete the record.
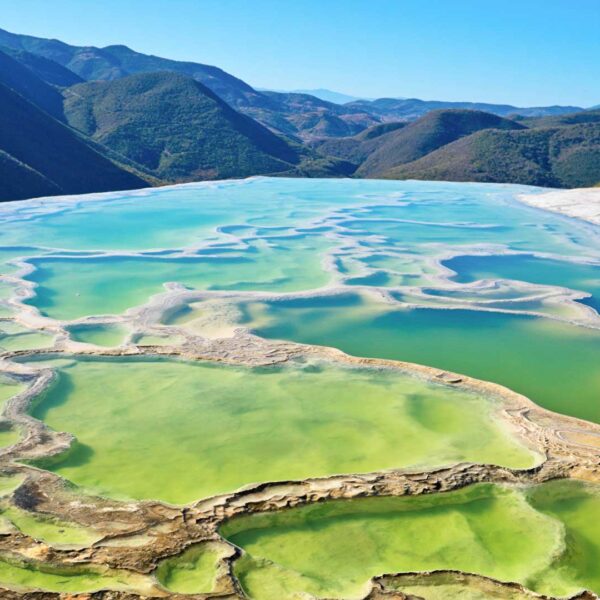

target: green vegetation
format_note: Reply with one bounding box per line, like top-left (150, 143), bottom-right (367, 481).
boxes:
top-left (64, 72), bottom-right (296, 182)
top-left (0, 75), bottom-right (149, 202)
top-left (356, 109), bottom-right (524, 176)
top-left (384, 123), bottom-right (600, 187)
top-left (311, 122), bottom-right (406, 165)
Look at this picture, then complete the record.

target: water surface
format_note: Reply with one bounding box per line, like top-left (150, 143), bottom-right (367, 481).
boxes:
top-left (29, 356), bottom-right (536, 504)
top-left (221, 480), bottom-right (600, 600)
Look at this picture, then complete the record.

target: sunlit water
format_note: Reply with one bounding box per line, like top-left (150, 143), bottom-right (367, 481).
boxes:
top-left (0, 178), bottom-right (599, 595)
top-left (27, 356), bottom-right (535, 504)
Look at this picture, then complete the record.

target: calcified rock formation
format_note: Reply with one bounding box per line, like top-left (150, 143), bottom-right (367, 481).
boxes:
top-left (0, 180), bottom-right (599, 598)
top-left (0, 326), bottom-right (598, 600)
top-left (519, 187), bottom-right (600, 227)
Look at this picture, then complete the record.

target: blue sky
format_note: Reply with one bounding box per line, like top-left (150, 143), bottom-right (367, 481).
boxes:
top-left (2, 0), bottom-right (599, 107)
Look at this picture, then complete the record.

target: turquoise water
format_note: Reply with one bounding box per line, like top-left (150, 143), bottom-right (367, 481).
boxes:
top-left (445, 254), bottom-right (600, 312)
top-left (0, 179), bottom-right (396, 251)
top-left (24, 236), bottom-right (332, 320)
top-left (1, 178), bottom-right (598, 424)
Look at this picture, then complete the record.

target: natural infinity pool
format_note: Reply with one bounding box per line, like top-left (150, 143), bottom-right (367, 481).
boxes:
top-left (1, 178), bottom-right (600, 597)
top-left (28, 356), bottom-right (535, 504)
top-left (221, 479), bottom-right (600, 600)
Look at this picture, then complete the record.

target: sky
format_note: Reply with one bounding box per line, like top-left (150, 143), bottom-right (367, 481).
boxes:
top-left (2, 0), bottom-right (599, 107)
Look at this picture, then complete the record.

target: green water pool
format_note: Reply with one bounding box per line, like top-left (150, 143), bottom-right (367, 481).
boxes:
top-left (248, 294), bottom-right (600, 423)
top-left (67, 323), bottom-right (129, 347)
top-left (0, 555), bottom-right (157, 594)
top-left (221, 479), bottom-right (600, 600)
top-left (155, 542), bottom-right (230, 594)
top-left (27, 356), bottom-right (536, 504)
top-left (24, 236), bottom-right (332, 320)
top-left (0, 501), bottom-right (101, 549)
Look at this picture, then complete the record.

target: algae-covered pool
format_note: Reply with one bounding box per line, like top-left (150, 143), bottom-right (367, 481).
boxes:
top-left (221, 479), bottom-right (600, 600)
top-left (0, 556), bottom-right (158, 594)
top-left (27, 356), bottom-right (536, 504)
top-left (155, 541), bottom-right (231, 594)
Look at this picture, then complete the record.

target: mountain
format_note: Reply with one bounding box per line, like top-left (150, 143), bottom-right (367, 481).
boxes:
top-left (311, 122), bottom-right (407, 166)
top-left (0, 46), bottom-right (84, 87)
top-left (245, 91), bottom-right (380, 141)
top-left (352, 110), bottom-right (524, 176)
top-left (62, 71), bottom-right (352, 181)
top-left (0, 48), bottom-right (66, 119)
top-left (0, 27), bottom-right (596, 195)
top-left (0, 27), bottom-right (263, 110)
top-left (381, 122), bottom-right (600, 188)
top-left (513, 109), bottom-right (600, 129)
top-left (0, 81), bottom-right (149, 202)
top-left (288, 89), bottom-right (368, 104)
top-left (0, 28), bottom-right (584, 143)
top-left (0, 28), bottom-right (377, 141)
top-left (347, 97), bottom-right (583, 121)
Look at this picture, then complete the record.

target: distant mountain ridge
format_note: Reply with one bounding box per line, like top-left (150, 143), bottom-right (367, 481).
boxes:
top-left (0, 26), bottom-right (598, 201)
top-left (382, 118), bottom-right (600, 188)
top-left (319, 109), bottom-right (600, 187)
top-left (286, 89), bottom-right (370, 104)
top-left (0, 27), bottom-right (585, 142)
top-left (347, 97), bottom-right (585, 121)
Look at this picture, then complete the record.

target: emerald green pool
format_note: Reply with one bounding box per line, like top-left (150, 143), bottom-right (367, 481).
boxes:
top-left (0, 503), bottom-right (101, 548)
top-left (221, 480), bottom-right (600, 600)
top-left (249, 295), bottom-right (600, 423)
top-left (28, 356), bottom-right (536, 504)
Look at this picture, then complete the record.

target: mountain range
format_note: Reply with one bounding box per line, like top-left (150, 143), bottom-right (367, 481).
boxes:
top-left (0, 26), bottom-right (598, 202)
